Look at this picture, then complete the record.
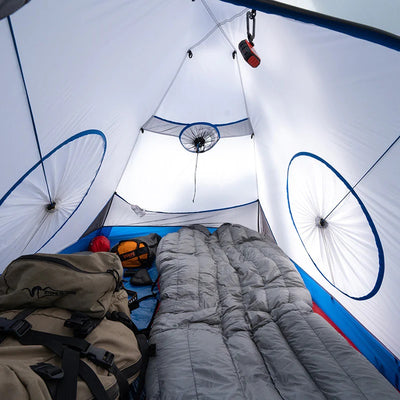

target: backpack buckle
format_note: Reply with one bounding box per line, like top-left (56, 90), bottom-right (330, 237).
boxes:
top-left (31, 362), bottom-right (64, 380)
top-left (84, 344), bottom-right (115, 369)
top-left (0, 317), bottom-right (32, 338)
top-left (64, 312), bottom-right (100, 338)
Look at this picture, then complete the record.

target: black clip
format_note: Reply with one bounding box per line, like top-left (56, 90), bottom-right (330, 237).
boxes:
top-left (128, 296), bottom-right (140, 311)
top-left (0, 317), bottom-right (32, 338)
top-left (108, 311), bottom-right (131, 325)
top-left (31, 362), bottom-right (64, 380)
top-left (64, 312), bottom-right (100, 338)
top-left (84, 345), bottom-right (115, 370)
top-left (246, 9), bottom-right (256, 44)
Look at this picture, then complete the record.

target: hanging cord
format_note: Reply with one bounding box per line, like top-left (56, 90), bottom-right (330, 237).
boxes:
top-left (200, 0), bottom-right (236, 51)
top-left (190, 6), bottom-right (247, 50)
top-left (192, 142), bottom-right (202, 203)
top-left (323, 134), bottom-right (400, 221)
top-left (235, 9), bottom-right (254, 119)
top-left (20, 210), bottom-right (50, 253)
top-left (235, 56), bottom-right (251, 119)
top-left (7, 17), bottom-right (54, 207)
top-left (152, 53), bottom-right (188, 116)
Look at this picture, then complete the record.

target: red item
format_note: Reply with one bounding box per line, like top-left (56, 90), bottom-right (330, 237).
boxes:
top-left (89, 235), bottom-right (111, 252)
top-left (238, 39), bottom-right (261, 68)
top-left (312, 302), bottom-right (358, 350)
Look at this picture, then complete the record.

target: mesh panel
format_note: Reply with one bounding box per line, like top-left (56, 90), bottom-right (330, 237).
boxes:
top-left (142, 115), bottom-right (253, 138)
top-left (179, 123), bottom-right (220, 153)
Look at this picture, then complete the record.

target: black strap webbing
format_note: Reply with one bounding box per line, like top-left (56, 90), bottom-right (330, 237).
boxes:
top-left (0, 316), bottom-right (123, 400)
top-left (26, 330), bottom-right (110, 400)
top-left (110, 363), bottom-right (130, 400)
top-left (104, 311), bottom-right (150, 399)
top-left (78, 360), bottom-right (110, 400)
top-left (133, 334), bottom-right (150, 400)
top-left (57, 346), bottom-right (80, 400)
top-left (65, 312), bottom-right (102, 338)
top-left (0, 308), bottom-right (36, 345)
top-left (30, 362), bottom-right (63, 400)
top-left (29, 333), bottom-right (110, 400)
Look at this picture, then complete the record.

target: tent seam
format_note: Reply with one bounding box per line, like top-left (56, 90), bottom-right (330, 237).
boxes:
top-left (220, 226), bottom-right (318, 398)
top-left (210, 228), bottom-right (250, 400)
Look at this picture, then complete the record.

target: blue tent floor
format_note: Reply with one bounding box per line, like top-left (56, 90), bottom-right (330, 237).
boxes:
top-left (124, 262), bottom-right (159, 331)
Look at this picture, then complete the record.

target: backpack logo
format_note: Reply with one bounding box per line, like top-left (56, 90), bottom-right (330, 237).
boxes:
top-left (24, 286), bottom-right (76, 298)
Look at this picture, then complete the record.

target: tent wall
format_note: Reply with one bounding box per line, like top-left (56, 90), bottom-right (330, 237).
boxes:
top-left (0, 0), bottom-right (250, 268)
top-left (229, 0), bottom-right (400, 373)
top-left (117, 131), bottom-right (258, 212)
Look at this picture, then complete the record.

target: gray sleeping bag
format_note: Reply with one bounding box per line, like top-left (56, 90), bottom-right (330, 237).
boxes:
top-left (146, 223), bottom-right (399, 399)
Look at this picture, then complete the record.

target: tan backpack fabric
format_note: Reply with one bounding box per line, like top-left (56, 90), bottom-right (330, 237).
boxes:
top-left (0, 253), bottom-right (146, 400)
top-left (0, 252), bottom-right (123, 318)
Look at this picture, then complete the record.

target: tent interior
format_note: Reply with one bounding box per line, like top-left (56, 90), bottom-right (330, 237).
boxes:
top-left (1, 0), bottom-right (399, 397)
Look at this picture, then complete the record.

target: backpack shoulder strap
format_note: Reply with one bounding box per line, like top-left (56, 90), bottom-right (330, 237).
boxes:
top-left (0, 315), bottom-right (135, 400)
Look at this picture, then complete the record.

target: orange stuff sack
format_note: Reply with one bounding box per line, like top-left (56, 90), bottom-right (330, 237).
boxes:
top-left (111, 233), bottom-right (161, 269)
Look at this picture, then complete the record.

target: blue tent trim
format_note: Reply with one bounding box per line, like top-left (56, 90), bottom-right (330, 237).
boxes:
top-left (0, 131), bottom-right (107, 252)
top-left (286, 152), bottom-right (384, 301)
top-left (223, 0), bottom-right (400, 51)
top-left (179, 122), bottom-right (220, 153)
top-left (153, 115), bottom-right (250, 128)
top-left (294, 261), bottom-right (400, 390)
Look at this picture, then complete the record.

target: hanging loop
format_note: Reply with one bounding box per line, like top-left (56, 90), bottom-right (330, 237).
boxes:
top-left (246, 9), bottom-right (256, 44)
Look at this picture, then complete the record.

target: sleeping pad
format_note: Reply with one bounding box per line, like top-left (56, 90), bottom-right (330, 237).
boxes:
top-left (145, 223), bottom-right (399, 399)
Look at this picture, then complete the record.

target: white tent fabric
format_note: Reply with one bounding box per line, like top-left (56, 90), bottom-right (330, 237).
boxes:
top-left (287, 153), bottom-right (384, 301)
top-left (117, 131), bottom-right (257, 212)
top-left (243, 9), bottom-right (400, 359)
top-left (0, 0), bottom-right (251, 258)
top-left (1, 0), bottom-right (400, 388)
top-left (0, 131), bottom-right (106, 269)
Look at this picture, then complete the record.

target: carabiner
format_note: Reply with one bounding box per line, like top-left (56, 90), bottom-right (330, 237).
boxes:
top-left (246, 9), bottom-right (256, 44)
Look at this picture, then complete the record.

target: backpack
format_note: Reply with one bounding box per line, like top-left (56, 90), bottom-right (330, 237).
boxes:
top-left (0, 252), bottom-right (123, 318)
top-left (111, 233), bottom-right (161, 269)
top-left (0, 252), bottom-right (148, 400)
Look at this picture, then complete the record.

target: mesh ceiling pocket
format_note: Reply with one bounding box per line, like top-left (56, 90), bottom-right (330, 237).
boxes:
top-left (179, 122), bottom-right (220, 153)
